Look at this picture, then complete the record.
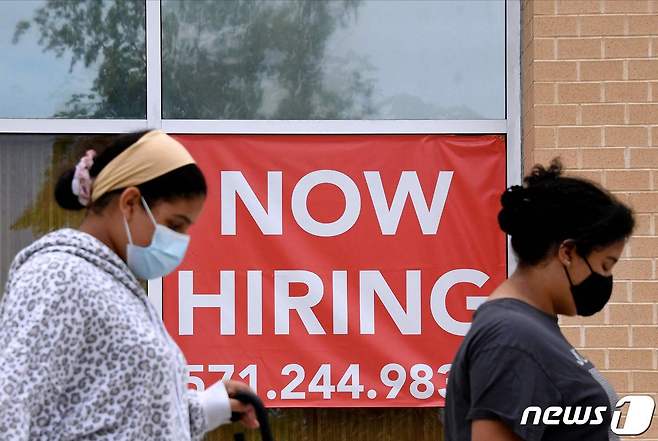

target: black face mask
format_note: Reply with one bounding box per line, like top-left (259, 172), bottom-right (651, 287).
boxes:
top-left (563, 257), bottom-right (613, 317)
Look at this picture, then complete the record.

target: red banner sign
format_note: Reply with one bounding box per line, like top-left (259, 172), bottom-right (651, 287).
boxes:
top-left (162, 134), bottom-right (507, 407)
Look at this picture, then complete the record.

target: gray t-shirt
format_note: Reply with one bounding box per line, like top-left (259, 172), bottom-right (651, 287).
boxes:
top-left (445, 298), bottom-right (619, 441)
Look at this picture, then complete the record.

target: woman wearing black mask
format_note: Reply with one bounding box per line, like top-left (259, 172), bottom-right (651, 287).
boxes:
top-left (445, 159), bottom-right (635, 441)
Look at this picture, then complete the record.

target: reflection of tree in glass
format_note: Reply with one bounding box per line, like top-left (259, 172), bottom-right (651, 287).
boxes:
top-left (10, 136), bottom-right (89, 235)
top-left (162, 0), bottom-right (376, 119)
top-left (13, 0), bottom-right (146, 118)
top-left (13, 0), bottom-right (375, 120)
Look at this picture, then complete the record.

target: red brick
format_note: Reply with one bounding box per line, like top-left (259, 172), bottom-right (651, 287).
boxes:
top-left (606, 127), bottom-right (648, 147)
top-left (631, 325), bottom-right (658, 347)
top-left (568, 169), bottom-right (604, 183)
top-left (629, 236), bottom-right (658, 257)
top-left (630, 148), bottom-right (658, 167)
top-left (534, 83), bottom-right (556, 104)
top-left (599, 370), bottom-right (630, 391)
top-left (535, 104), bottom-right (579, 125)
top-left (535, 61), bottom-right (578, 81)
top-left (631, 371), bottom-right (658, 392)
top-left (629, 60), bottom-right (658, 80)
top-left (534, 1), bottom-right (557, 15)
top-left (559, 314), bottom-right (607, 326)
top-left (628, 104), bottom-right (658, 124)
top-left (605, 170), bottom-right (652, 190)
top-left (535, 15), bottom-right (578, 36)
top-left (631, 213), bottom-right (653, 235)
top-left (558, 0), bottom-right (602, 14)
top-left (558, 38), bottom-right (602, 59)
top-left (580, 60), bottom-right (624, 80)
top-left (558, 82), bottom-right (602, 104)
top-left (611, 259), bottom-right (654, 279)
top-left (534, 39), bottom-right (556, 60)
top-left (605, 37), bottom-right (651, 58)
top-left (608, 303), bottom-right (655, 325)
top-left (558, 127), bottom-right (602, 146)
top-left (609, 349), bottom-right (654, 369)
top-left (584, 326), bottom-right (630, 347)
top-left (611, 281), bottom-right (630, 302)
top-left (581, 104), bottom-right (626, 124)
top-left (604, 82), bottom-right (649, 102)
top-left (535, 127), bottom-right (558, 147)
top-left (604, 0), bottom-right (650, 13)
top-left (629, 192), bottom-right (658, 212)
top-left (631, 281), bottom-right (658, 302)
top-left (628, 14), bottom-right (658, 35)
top-left (580, 15), bottom-right (627, 36)
top-left (581, 148), bottom-right (626, 168)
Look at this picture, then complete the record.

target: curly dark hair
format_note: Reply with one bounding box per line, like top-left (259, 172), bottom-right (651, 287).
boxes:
top-left (498, 158), bottom-right (635, 265)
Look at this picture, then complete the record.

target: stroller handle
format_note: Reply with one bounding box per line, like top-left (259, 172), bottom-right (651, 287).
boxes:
top-left (230, 391), bottom-right (274, 441)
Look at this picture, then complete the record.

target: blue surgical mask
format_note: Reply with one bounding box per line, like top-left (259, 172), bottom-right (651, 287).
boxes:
top-left (123, 197), bottom-right (190, 280)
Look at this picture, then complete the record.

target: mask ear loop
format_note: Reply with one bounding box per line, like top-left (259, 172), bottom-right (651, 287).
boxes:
top-left (140, 196), bottom-right (158, 226)
top-left (582, 256), bottom-right (595, 273)
top-left (563, 264), bottom-right (575, 288)
top-left (564, 252), bottom-right (596, 288)
top-left (561, 239), bottom-right (577, 288)
top-left (123, 215), bottom-right (134, 245)
top-left (123, 196), bottom-right (154, 246)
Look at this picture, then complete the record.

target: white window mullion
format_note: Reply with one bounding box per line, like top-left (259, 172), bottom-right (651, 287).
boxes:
top-left (0, 119), bottom-right (149, 134)
top-left (161, 119), bottom-right (508, 135)
top-left (505, 0), bottom-right (522, 274)
top-left (506, 0), bottom-right (522, 189)
top-left (146, 0), bottom-right (162, 129)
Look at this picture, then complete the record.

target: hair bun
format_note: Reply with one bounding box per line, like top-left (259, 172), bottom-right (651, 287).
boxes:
top-left (55, 168), bottom-right (85, 211)
top-left (501, 185), bottom-right (527, 208)
top-left (498, 185), bottom-right (528, 235)
top-left (525, 158), bottom-right (563, 187)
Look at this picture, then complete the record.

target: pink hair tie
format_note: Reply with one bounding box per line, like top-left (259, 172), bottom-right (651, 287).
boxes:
top-left (71, 149), bottom-right (97, 207)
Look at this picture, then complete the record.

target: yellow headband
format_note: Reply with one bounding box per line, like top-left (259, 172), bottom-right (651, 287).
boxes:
top-left (91, 130), bottom-right (196, 202)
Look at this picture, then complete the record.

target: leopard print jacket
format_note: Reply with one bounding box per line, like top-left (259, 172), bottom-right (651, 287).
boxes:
top-left (0, 229), bottom-right (208, 440)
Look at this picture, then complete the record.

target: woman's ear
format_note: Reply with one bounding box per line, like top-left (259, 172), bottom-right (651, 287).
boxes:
top-left (558, 240), bottom-right (576, 266)
top-left (118, 187), bottom-right (142, 222)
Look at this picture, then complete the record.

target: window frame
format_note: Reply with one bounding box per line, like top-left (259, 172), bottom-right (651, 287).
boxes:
top-left (0, 0), bottom-right (521, 272)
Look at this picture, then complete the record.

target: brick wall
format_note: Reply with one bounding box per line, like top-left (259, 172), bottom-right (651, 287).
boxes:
top-left (521, 0), bottom-right (658, 438)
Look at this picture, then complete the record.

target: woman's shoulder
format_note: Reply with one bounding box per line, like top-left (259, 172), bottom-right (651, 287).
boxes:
top-left (466, 298), bottom-right (561, 355)
top-left (6, 251), bottom-right (100, 308)
top-left (6, 228), bottom-right (140, 295)
top-left (12, 244), bottom-right (98, 282)
top-left (5, 231), bottom-right (128, 307)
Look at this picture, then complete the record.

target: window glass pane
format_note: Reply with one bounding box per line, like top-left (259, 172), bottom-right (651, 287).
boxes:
top-left (0, 135), bottom-right (92, 290)
top-left (162, 0), bottom-right (505, 120)
top-left (0, 1), bottom-right (146, 118)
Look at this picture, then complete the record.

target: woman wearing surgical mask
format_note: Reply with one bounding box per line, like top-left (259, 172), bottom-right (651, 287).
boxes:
top-left (0, 130), bottom-right (259, 440)
top-left (445, 159), bottom-right (635, 441)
